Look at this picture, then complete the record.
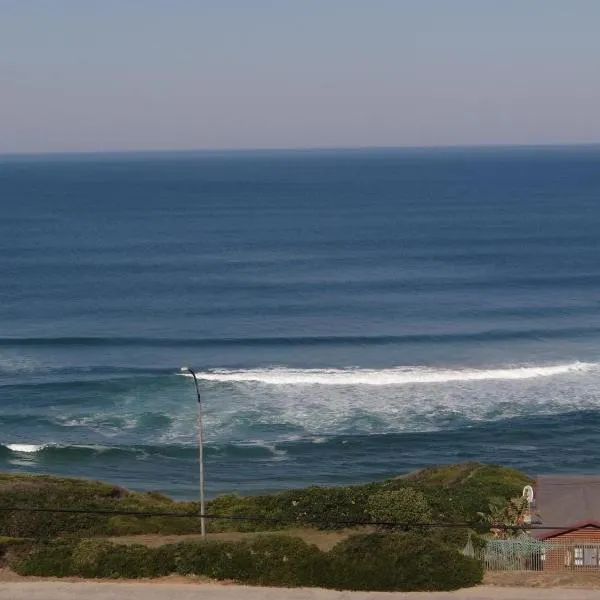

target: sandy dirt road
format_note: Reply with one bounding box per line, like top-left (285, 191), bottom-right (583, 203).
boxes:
top-left (2, 582), bottom-right (600, 600)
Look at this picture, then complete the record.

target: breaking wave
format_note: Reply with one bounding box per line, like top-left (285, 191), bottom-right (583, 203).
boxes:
top-left (0, 441), bottom-right (289, 461)
top-left (5, 443), bottom-right (48, 453)
top-left (2, 361), bottom-right (600, 463)
top-left (184, 361), bottom-right (594, 386)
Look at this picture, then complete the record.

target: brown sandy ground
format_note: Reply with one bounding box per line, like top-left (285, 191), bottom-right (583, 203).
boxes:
top-left (3, 581), bottom-right (600, 600)
top-left (484, 570), bottom-right (600, 588)
top-left (108, 528), bottom-right (364, 551)
top-left (5, 568), bottom-right (600, 589)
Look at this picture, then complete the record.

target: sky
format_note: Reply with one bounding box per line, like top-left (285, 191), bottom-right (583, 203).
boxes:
top-left (1, 0), bottom-right (600, 154)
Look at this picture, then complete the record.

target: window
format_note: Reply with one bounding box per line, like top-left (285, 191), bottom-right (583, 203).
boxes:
top-left (574, 546), bottom-right (600, 567)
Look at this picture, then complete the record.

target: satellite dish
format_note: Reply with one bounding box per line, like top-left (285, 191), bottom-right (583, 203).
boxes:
top-left (523, 485), bottom-right (534, 503)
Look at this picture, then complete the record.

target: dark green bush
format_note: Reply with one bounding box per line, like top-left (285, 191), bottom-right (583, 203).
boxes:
top-left (174, 539), bottom-right (255, 580)
top-left (174, 535), bottom-right (325, 586)
top-left (84, 544), bottom-right (175, 578)
top-left (244, 535), bottom-right (325, 586)
top-left (70, 538), bottom-right (176, 578)
top-left (325, 533), bottom-right (483, 591)
top-left (205, 463), bottom-right (529, 533)
top-left (0, 537), bottom-right (34, 568)
top-left (429, 527), bottom-right (470, 549)
top-left (70, 539), bottom-right (113, 575)
top-left (13, 539), bottom-right (176, 579)
top-left (366, 488), bottom-right (433, 527)
top-left (205, 494), bottom-right (286, 532)
top-left (0, 463), bottom-right (530, 537)
top-left (207, 485), bottom-right (376, 532)
top-left (428, 528), bottom-right (486, 553)
top-left (0, 473), bottom-right (201, 538)
top-left (379, 463), bottom-right (531, 524)
top-left (8, 533), bottom-right (483, 591)
top-left (12, 540), bottom-right (75, 577)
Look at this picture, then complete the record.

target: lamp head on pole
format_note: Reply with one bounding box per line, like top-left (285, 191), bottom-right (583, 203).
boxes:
top-left (180, 367), bottom-right (201, 403)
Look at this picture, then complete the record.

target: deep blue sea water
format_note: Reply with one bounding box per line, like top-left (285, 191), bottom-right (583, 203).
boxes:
top-left (1, 146), bottom-right (600, 499)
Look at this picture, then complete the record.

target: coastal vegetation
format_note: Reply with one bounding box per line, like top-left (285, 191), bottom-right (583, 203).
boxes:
top-left (0, 462), bottom-right (530, 590)
top-left (0, 462), bottom-right (529, 537)
top-left (5, 532), bottom-right (483, 591)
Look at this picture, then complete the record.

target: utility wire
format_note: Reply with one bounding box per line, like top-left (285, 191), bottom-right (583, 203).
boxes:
top-left (0, 505), bottom-right (567, 531)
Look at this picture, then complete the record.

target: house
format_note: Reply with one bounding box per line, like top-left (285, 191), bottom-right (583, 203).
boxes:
top-left (530, 476), bottom-right (600, 570)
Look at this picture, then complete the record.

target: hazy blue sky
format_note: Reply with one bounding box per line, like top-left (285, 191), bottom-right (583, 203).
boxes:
top-left (2, 0), bottom-right (600, 153)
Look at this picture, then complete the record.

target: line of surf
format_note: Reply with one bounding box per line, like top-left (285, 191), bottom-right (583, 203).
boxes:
top-left (184, 362), bottom-right (595, 386)
top-left (0, 442), bottom-right (289, 460)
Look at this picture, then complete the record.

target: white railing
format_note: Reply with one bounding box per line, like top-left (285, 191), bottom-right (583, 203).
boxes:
top-left (476, 538), bottom-right (600, 572)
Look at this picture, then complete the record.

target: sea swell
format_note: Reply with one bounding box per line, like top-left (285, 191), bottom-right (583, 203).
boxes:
top-left (2, 326), bottom-right (600, 349)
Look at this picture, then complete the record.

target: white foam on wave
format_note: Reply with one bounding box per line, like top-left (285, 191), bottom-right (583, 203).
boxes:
top-left (171, 360), bottom-right (600, 442)
top-left (0, 354), bottom-right (43, 376)
top-left (183, 361), bottom-right (595, 386)
top-left (6, 443), bottom-right (48, 453)
top-left (18, 361), bottom-right (594, 452)
top-left (233, 440), bottom-right (288, 461)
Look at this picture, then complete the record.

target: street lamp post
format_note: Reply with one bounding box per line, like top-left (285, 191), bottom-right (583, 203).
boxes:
top-left (181, 366), bottom-right (206, 538)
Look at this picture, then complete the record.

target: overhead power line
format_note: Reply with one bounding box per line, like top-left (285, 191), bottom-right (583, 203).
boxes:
top-left (0, 505), bottom-right (571, 531)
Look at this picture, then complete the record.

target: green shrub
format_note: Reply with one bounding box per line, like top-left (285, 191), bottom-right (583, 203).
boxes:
top-left (206, 494), bottom-right (286, 532)
top-left (71, 539), bottom-right (114, 575)
top-left (325, 533), bottom-right (483, 591)
top-left (206, 463), bottom-right (529, 533)
top-left (104, 515), bottom-right (201, 536)
top-left (174, 535), bottom-right (325, 586)
top-left (12, 540), bottom-right (75, 577)
top-left (379, 463), bottom-right (531, 524)
top-left (8, 533), bottom-right (483, 591)
top-left (0, 473), bottom-right (202, 538)
top-left (0, 537), bottom-right (34, 568)
top-left (206, 485), bottom-right (377, 532)
top-left (0, 462), bottom-right (531, 538)
top-left (245, 535), bottom-right (325, 586)
top-left (71, 539), bottom-right (177, 578)
top-left (366, 488), bottom-right (432, 527)
top-left (274, 486), bottom-right (376, 530)
top-left (428, 528), bottom-right (487, 553)
top-left (174, 539), bottom-right (255, 579)
top-left (85, 544), bottom-right (175, 578)
top-left (13, 539), bottom-right (176, 579)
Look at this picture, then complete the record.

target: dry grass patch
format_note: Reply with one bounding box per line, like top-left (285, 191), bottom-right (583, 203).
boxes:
top-left (484, 570), bottom-right (600, 588)
top-left (0, 567), bottom-right (214, 585)
top-left (108, 527), bottom-right (369, 551)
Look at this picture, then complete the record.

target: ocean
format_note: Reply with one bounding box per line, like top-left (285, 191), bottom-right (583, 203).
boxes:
top-left (1, 146), bottom-right (600, 499)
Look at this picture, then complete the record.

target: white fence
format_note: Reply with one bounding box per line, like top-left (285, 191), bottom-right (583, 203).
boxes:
top-left (474, 536), bottom-right (600, 572)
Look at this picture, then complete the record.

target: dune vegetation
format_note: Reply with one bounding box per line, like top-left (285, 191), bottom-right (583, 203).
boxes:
top-left (0, 462), bottom-right (531, 590)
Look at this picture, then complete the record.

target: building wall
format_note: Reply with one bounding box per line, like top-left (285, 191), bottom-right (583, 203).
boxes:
top-left (544, 527), bottom-right (600, 571)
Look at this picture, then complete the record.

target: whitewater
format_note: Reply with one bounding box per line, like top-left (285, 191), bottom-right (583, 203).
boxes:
top-left (2, 147), bottom-right (600, 497)
top-left (186, 362), bottom-right (594, 385)
top-left (3, 359), bottom-right (599, 459)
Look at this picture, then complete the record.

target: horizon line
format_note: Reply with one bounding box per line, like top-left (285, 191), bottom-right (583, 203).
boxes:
top-left (2, 141), bottom-right (600, 160)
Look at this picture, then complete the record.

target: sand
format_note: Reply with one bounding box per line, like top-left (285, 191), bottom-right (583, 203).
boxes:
top-left (2, 581), bottom-right (600, 600)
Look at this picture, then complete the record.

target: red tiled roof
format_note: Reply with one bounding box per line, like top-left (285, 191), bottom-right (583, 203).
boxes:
top-left (533, 520), bottom-right (600, 540)
top-left (533, 476), bottom-right (600, 539)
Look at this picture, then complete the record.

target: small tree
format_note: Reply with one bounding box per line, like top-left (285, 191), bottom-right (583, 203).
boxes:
top-left (367, 488), bottom-right (432, 529)
top-left (477, 495), bottom-right (528, 538)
